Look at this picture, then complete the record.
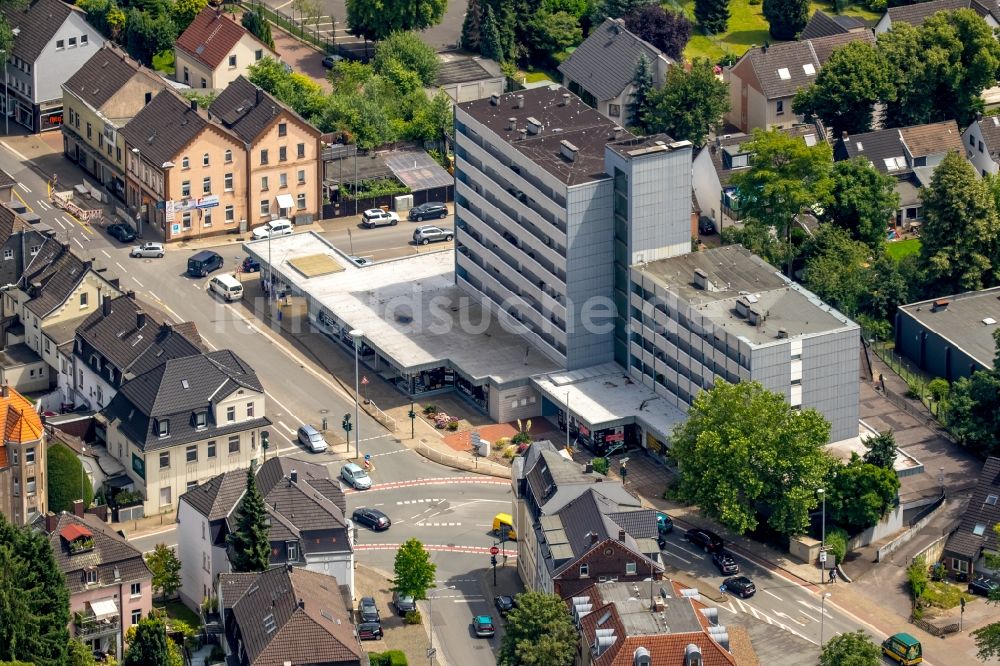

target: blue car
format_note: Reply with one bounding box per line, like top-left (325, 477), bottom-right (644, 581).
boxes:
top-left (657, 511), bottom-right (673, 535)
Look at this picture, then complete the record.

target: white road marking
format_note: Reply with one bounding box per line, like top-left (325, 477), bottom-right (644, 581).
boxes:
top-left (773, 611), bottom-right (806, 627)
top-left (143, 543), bottom-right (177, 554)
top-left (36, 200), bottom-right (49, 210)
top-left (659, 547), bottom-right (691, 565)
top-left (436, 579), bottom-right (477, 584)
top-left (1, 141), bottom-right (29, 161)
top-left (52, 217), bottom-right (66, 230)
top-left (132, 526), bottom-right (177, 539)
top-left (416, 522), bottom-right (462, 527)
top-left (369, 447), bottom-right (408, 457)
top-left (674, 543), bottom-right (705, 559)
top-left (133, 277), bottom-right (144, 287)
top-left (148, 291), bottom-right (160, 302)
top-left (73, 237), bottom-right (84, 249)
top-left (796, 599), bottom-right (828, 616)
top-left (763, 589), bottom-right (782, 601)
top-left (116, 262), bottom-right (126, 272)
top-left (19, 182), bottom-right (31, 192)
top-left (396, 498), bottom-right (442, 505)
top-left (798, 609), bottom-right (820, 623)
top-left (279, 422), bottom-right (296, 435)
top-left (100, 250), bottom-right (110, 258)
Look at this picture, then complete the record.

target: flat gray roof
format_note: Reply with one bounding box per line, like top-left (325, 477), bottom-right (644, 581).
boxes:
top-left (594, 581), bottom-right (704, 635)
top-left (898, 286), bottom-right (1000, 369)
top-left (244, 232), bottom-right (560, 384)
top-left (635, 245), bottom-right (856, 346)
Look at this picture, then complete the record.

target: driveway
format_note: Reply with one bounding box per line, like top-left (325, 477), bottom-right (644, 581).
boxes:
top-left (271, 25), bottom-right (331, 91)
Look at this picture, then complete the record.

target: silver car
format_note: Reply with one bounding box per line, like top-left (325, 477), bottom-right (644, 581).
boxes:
top-left (412, 226), bottom-right (453, 245)
top-left (130, 242), bottom-right (164, 258)
top-left (340, 462), bottom-right (372, 489)
top-left (297, 424), bottom-right (327, 452)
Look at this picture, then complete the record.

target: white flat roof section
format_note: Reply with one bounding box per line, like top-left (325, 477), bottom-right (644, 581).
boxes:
top-left (533, 363), bottom-right (687, 439)
top-left (245, 233), bottom-right (561, 384)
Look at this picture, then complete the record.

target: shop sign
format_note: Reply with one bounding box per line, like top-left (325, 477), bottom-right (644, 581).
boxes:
top-left (605, 432), bottom-right (625, 443)
top-left (579, 425), bottom-right (590, 437)
top-left (131, 453), bottom-right (145, 480)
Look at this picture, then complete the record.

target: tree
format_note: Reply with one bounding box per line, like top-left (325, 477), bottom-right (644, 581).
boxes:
top-left (498, 591), bottom-right (577, 666)
top-left (589, 0), bottom-right (656, 23)
top-left (461, 0), bottom-right (484, 51)
top-left (123, 8), bottom-right (176, 66)
top-left (974, 622), bottom-right (1000, 662)
top-left (123, 614), bottom-right (170, 666)
top-left (822, 157), bottom-right (898, 253)
top-left (227, 464), bottom-right (270, 572)
top-left (945, 332), bottom-right (1000, 455)
top-left (729, 128), bottom-right (833, 276)
top-left (695, 0), bottom-right (730, 34)
top-left (479, 4), bottom-right (504, 62)
top-left (146, 544), bottom-right (182, 600)
top-left (919, 151), bottom-right (1000, 293)
top-left (526, 9), bottom-right (582, 59)
top-left (392, 538), bottom-right (436, 600)
top-left (802, 226), bottom-right (872, 317)
top-left (67, 639), bottom-right (97, 666)
top-left (247, 58), bottom-right (327, 120)
top-left (826, 454), bottom-right (900, 535)
top-left (642, 58), bottom-right (729, 146)
top-left (670, 381), bottom-right (832, 535)
top-left (623, 5), bottom-right (691, 61)
top-left (792, 41), bottom-right (893, 137)
top-left (629, 54), bottom-right (654, 131)
top-left (819, 630), bottom-right (883, 666)
top-left (373, 31), bottom-right (440, 87)
top-left (346, 0), bottom-right (448, 42)
top-left (863, 431), bottom-right (898, 469)
top-left (763, 0), bottom-right (808, 40)
top-left (0, 514), bottom-right (70, 666)
top-left (172, 0), bottom-right (207, 33)
top-left (241, 7), bottom-right (275, 50)
top-left (47, 442), bottom-right (93, 514)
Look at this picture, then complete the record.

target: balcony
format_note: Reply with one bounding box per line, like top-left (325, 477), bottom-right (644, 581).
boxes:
top-left (74, 609), bottom-right (120, 640)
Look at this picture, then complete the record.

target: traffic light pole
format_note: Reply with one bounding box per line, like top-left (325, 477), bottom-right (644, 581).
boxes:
top-left (408, 401), bottom-right (416, 440)
top-left (261, 430), bottom-right (270, 461)
top-left (342, 413), bottom-right (352, 455)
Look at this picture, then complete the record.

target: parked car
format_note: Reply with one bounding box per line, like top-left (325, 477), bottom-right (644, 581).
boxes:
top-left (473, 615), bottom-right (496, 638)
top-left (187, 250), bottom-right (223, 277)
top-left (656, 511), bottom-right (673, 535)
top-left (241, 256), bottom-right (261, 273)
top-left (296, 424), bottom-right (327, 452)
top-left (356, 622), bottom-right (382, 640)
top-left (130, 242), bottom-right (164, 258)
top-left (392, 591), bottom-right (416, 615)
top-left (359, 596), bottom-right (380, 623)
top-left (494, 595), bottom-right (515, 616)
top-left (699, 217), bottom-right (717, 235)
top-left (251, 219), bottom-right (293, 240)
top-left (408, 201), bottom-right (448, 221)
top-left (969, 576), bottom-right (999, 596)
top-left (412, 225), bottom-right (453, 245)
top-left (341, 462), bottom-right (372, 489)
top-left (361, 208), bottom-right (399, 228)
top-left (352, 507), bottom-right (390, 531)
top-left (321, 54), bottom-right (344, 68)
top-left (881, 632), bottom-right (922, 665)
top-left (106, 223), bottom-right (136, 242)
top-left (208, 274), bottom-right (244, 302)
top-left (686, 528), bottom-right (724, 553)
top-left (712, 551), bottom-right (740, 575)
top-left (722, 576), bottom-right (756, 598)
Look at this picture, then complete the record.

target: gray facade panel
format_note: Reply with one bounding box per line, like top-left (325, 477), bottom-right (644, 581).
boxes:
top-left (565, 181), bottom-right (614, 369)
top-left (802, 328), bottom-right (860, 442)
top-left (749, 342), bottom-right (791, 396)
top-left (895, 310), bottom-right (984, 383)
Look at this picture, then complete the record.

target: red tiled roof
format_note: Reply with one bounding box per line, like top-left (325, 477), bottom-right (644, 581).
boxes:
top-left (60, 523), bottom-right (93, 542)
top-left (0, 385), bottom-right (43, 467)
top-left (176, 7), bottom-right (264, 69)
top-left (610, 634), bottom-right (737, 666)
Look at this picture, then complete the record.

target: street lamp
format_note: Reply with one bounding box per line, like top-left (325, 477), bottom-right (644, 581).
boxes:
top-left (817, 487), bottom-right (826, 584)
top-left (350, 329), bottom-right (363, 459)
top-left (819, 592), bottom-right (831, 649)
top-left (130, 147), bottom-right (143, 237)
top-left (427, 585), bottom-right (455, 666)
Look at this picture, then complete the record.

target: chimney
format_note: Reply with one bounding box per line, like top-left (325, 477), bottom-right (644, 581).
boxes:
top-left (189, 99), bottom-right (197, 112)
top-left (933, 298), bottom-right (950, 311)
top-left (977, 111), bottom-right (984, 121)
top-left (559, 139), bottom-right (579, 162)
top-left (127, 290), bottom-right (136, 300)
top-left (841, 130), bottom-right (848, 141)
top-left (515, 95), bottom-right (524, 109)
top-left (298, 598), bottom-right (304, 609)
top-left (618, 528), bottom-right (626, 542)
top-left (747, 308), bottom-right (760, 325)
top-left (526, 117), bottom-right (542, 135)
top-left (519, 128), bottom-right (528, 141)
top-left (590, 531), bottom-right (599, 544)
top-left (560, 93), bottom-right (570, 106)
top-left (290, 469), bottom-right (298, 484)
top-left (135, 310), bottom-right (146, 329)
top-left (506, 117), bottom-right (516, 131)
top-left (72, 500), bottom-right (85, 517)
top-left (257, 88), bottom-right (262, 104)
top-left (693, 268), bottom-right (709, 290)
top-left (102, 297), bottom-right (111, 316)
top-left (777, 328), bottom-right (788, 339)
top-left (1, 382), bottom-right (8, 398)
top-left (490, 93), bottom-right (500, 106)
top-left (144, 91), bottom-right (152, 105)
top-left (45, 511), bottom-right (58, 533)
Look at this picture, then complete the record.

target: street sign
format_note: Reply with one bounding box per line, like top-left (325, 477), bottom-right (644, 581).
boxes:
top-left (819, 551), bottom-right (827, 563)
top-left (426, 648), bottom-right (436, 658)
top-left (489, 545), bottom-right (499, 556)
top-left (361, 376), bottom-right (369, 385)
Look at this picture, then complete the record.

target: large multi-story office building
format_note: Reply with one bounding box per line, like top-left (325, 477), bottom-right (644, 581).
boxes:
top-left (453, 87), bottom-right (693, 370)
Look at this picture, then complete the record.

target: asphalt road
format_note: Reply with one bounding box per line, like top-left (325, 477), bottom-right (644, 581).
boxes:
top-left (320, 206), bottom-right (455, 262)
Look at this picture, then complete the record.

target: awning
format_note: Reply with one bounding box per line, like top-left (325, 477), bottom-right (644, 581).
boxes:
top-left (90, 598), bottom-right (118, 620)
top-left (276, 194), bottom-right (294, 210)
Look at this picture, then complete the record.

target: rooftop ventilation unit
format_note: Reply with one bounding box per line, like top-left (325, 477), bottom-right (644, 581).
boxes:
top-left (560, 140), bottom-right (579, 162)
top-left (527, 117), bottom-right (542, 135)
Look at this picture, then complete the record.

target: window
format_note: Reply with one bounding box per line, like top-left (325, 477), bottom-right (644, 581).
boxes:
top-left (159, 486), bottom-right (171, 506)
top-left (81, 34), bottom-right (88, 45)
top-left (980, 141), bottom-right (985, 154)
top-left (204, 209), bottom-right (212, 227)
top-left (131, 609), bottom-right (141, 625)
top-left (297, 143), bottom-right (305, 159)
top-left (68, 37), bottom-right (77, 47)
top-left (186, 445), bottom-right (198, 463)
top-left (158, 419), bottom-right (170, 438)
top-left (279, 146), bottom-right (287, 161)
top-left (247, 402), bottom-right (255, 417)
top-left (608, 103), bottom-right (620, 117)
top-left (56, 39), bottom-right (64, 49)
top-left (86, 122), bottom-right (92, 139)
top-left (182, 156), bottom-right (190, 169)
top-left (224, 173), bottom-right (233, 191)
top-left (131, 582), bottom-right (141, 597)
top-left (225, 205), bottom-right (234, 222)
top-left (279, 173), bottom-right (287, 188)
top-left (791, 378), bottom-right (801, 386)
top-left (297, 169), bottom-right (305, 184)
top-left (228, 435), bottom-right (240, 454)
top-left (203, 153), bottom-right (210, 167)
top-left (202, 551), bottom-right (209, 572)
top-left (971, 134), bottom-right (976, 147)
top-left (988, 495), bottom-right (999, 506)
top-left (182, 211), bottom-right (192, 229)
top-left (181, 180), bottom-right (191, 197)
top-left (579, 563), bottom-right (589, 577)
top-left (260, 200), bottom-right (270, 216)
top-left (974, 523), bottom-right (987, 536)
top-left (228, 54), bottom-right (237, 68)
top-left (287, 541), bottom-right (298, 562)
top-left (776, 100), bottom-right (784, 115)
top-left (159, 451), bottom-right (170, 470)
top-left (207, 441), bottom-right (217, 458)
top-left (226, 406), bottom-right (236, 422)
top-left (202, 176), bottom-right (211, 194)
top-left (201, 78), bottom-right (207, 89)
top-left (24, 447), bottom-right (34, 464)
top-left (260, 149), bottom-right (269, 165)
top-left (953, 558), bottom-right (970, 574)
top-left (255, 49), bottom-right (263, 60)
top-left (278, 122), bottom-right (287, 137)
top-left (625, 561), bottom-right (637, 574)
top-left (79, 292), bottom-right (88, 308)
top-left (86, 569), bottom-right (98, 584)
top-left (261, 176), bottom-right (269, 191)
top-left (296, 193), bottom-right (306, 210)
top-left (26, 476), bottom-right (35, 493)
top-left (183, 66), bottom-right (189, 83)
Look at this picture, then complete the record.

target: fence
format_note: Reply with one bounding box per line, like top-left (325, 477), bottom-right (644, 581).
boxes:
top-left (361, 399), bottom-right (396, 432)
top-left (241, 0), bottom-right (337, 53)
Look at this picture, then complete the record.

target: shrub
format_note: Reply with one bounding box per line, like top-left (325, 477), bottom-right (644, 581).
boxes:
top-left (422, 405), bottom-right (437, 414)
top-left (591, 457), bottom-right (609, 475)
top-left (369, 654), bottom-right (390, 666)
top-left (927, 378), bottom-right (950, 402)
top-left (511, 431), bottom-right (532, 445)
top-left (446, 421), bottom-right (459, 431)
top-left (404, 609), bottom-right (422, 625)
top-left (502, 445), bottom-right (516, 460)
top-left (825, 527), bottom-right (848, 566)
top-left (210, 645), bottom-right (226, 662)
top-left (907, 555), bottom-right (929, 603)
top-left (384, 650), bottom-right (408, 666)
top-left (930, 562), bottom-right (946, 582)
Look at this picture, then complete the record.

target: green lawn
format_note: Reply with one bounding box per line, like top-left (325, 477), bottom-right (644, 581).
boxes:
top-left (680, 1), bottom-right (882, 62)
top-left (886, 238), bottom-right (921, 261)
top-left (152, 51), bottom-right (175, 76)
top-left (159, 600), bottom-right (200, 629)
top-left (921, 581), bottom-right (973, 609)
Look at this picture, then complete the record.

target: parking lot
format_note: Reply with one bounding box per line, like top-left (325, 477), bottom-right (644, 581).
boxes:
top-left (319, 204), bottom-right (455, 262)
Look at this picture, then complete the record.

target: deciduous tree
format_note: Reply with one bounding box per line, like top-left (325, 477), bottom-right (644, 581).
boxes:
top-left (145, 544), bottom-right (182, 600)
top-left (945, 331), bottom-right (1000, 456)
top-left (47, 442), bottom-right (93, 514)
top-left (498, 592), bottom-right (577, 666)
top-left (227, 465), bottom-right (270, 573)
top-left (346, 0), bottom-right (448, 42)
top-left (819, 630), bottom-right (883, 666)
top-left (695, 0), bottom-right (730, 35)
top-left (642, 58), bottom-right (728, 146)
top-left (373, 31), bottom-right (440, 87)
top-left (863, 431), bottom-right (898, 469)
top-left (822, 157), bottom-right (898, 253)
top-left (527, 9), bottom-right (582, 59)
top-left (172, 0), bottom-right (207, 33)
top-left (123, 614), bottom-right (170, 666)
top-left (763, 0), bottom-right (808, 40)
top-left (670, 381), bottom-right (831, 535)
top-left (623, 5), bottom-right (691, 61)
top-left (974, 622), bottom-right (1000, 662)
top-left (67, 639), bottom-right (97, 666)
top-left (589, 0), bottom-right (656, 23)
top-left (802, 226), bottom-right (871, 317)
top-left (826, 454), bottom-right (900, 535)
top-left (392, 538), bottom-right (437, 600)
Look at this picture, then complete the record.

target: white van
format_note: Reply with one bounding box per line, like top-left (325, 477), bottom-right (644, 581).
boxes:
top-left (208, 273), bottom-right (244, 301)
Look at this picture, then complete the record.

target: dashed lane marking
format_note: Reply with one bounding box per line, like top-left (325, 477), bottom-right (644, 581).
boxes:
top-left (415, 522), bottom-right (462, 527)
top-left (763, 589), bottom-right (782, 602)
top-left (73, 237), bottom-right (84, 249)
top-left (396, 498), bottom-right (441, 505)
top-left (19, 182), bottom-right (31, 193)
top-left (344, 477), bottom-right (508, 494)
top-left (1, 141), bottom-right (29, 161)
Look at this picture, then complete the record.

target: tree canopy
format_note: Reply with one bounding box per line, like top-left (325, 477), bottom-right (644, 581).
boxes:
top-left (47, 442), bottom-right (93, 514)
top-left (822, 157), bottom-right (898, 253)
top-left (498, 591), bottom-right (577, 666)
top-left (826, 453), bottom-right (900, 535)
top-left (802, 226), bottom-right (872, 318)
top-left (945, 329), bottom-right (1000, 456)
top-left (346, 0), bottom-right (448, 41)
top-left (695, 0), bottom-right (730, 34)
top-left (819, 630), bottom-right (883, 666)
top-left (227, 464), bottom-right (270, 573)
top-left (763, 0), bottom-right (809, 40)
top-left (373, 31), bottom-right (440, 87)
top-left (123, 613), bottom-right (171, 666)
top-left (392, 538), bottom-right (437, 600)
top-left (146, 544), bottom-right (182, 600)
top-left (863, 431), bottom-right (898, 470)
top-left (641, 59), bottom-right (729, 146)
top-left (242, 7), bottom-right (275, 50)
top-left (670, 380), bottom-right (831, 535)
top-left (623, 5), bottom-right (691, 61)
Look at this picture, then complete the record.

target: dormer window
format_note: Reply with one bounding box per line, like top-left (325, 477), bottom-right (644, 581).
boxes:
top-left (85, 568), bottom-right (98, 584)
top-left (156, 419), bottom-right (170, 437)
top-left (580, 563), bottom-right (589, 578)
top-left (193, 411), bottom-right (207, 429)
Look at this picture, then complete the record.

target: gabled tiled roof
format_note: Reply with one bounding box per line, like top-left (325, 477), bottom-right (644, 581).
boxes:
top-left (558, 18), bottom-right (671, 102)
top-left (899, 119), bottom-right (963, 159)
top-left (210, 76), bottom-right (318, 145)
top-left (0, 385), bottom-right (42, 468)
top-left (2, 0), bottom-right (74, 64)
top-left (886, 0), bottom-right (997, 28)
top-left (946, 457), bottom-right (1000, 559)
top-left (225, 566), bottom-right (363, 666)
top-left (835, 120), bottom-right (962, 173)
top-left (808, 30), bottom-right (876, 65)
top-left (972, 115), bottom-right (1000, 158)
top-left (176, 7), bottom-right (271, 70)
top-left (37, 512), bottom-right (151, 594)
top-left (120, 89), bottom-right (229, 168)
top-left (63, 44), bottom-right (166, 113)
top-left (20, 240), bottom-right (91, 318)
top-left (800, 10), bottom-right (866, 39)
top-left (523, 445), bottom-right (640, 515)
top-left (704, 123), bottom-right (825, 187)
top-left (179, 468), bottom-right (246, 521)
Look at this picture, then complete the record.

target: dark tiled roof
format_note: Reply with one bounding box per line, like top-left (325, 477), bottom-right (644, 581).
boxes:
top-left (37, 512), bottom-right (151, 594)
top-left (226, 566), bottom-right (362, 666)
top-left (886, 0), bottom-right (997, 28)
top-left (607, 509), bottom-right (658, 539)
top-left (43, 313), bottom-right (88, 347)
top-left (558, 18), bottom-right (670, 102)
top-left (946, 457), bottom-right (1000, 559)
top-left (120, 89), bottom-right (225, 168)
top-left (218, 572), bottom-right (258, 611)
top-left (64, 44), bottom-right (165, 112)
top-left (435, 57), bottom-right (497, 86)
top-left (179, 469), bottom-right (246, 521)
top-left (973, 115), bottom-right (1000, 157)
top-left (2, 0), bottom-right (74, 64)
top-left (176, 7), bottom-right (268, 69)
top-left (76, 294), bottom-right (202, 376)
top-left (210, 76), bottom-right (318, 145)
top-left (899, 119), bottom-right (963, 158)
top-left (556, 490), bottom-right (643, 560)
top-left (809, 30), bottom-right (876, 64)
top-left (835, 120), bottom-right (961, 173)
top-left (801, 10), bottom-right (853, 39)
top-left (20, 241), bottom-right (90, 318)
top-left (704, 123), bottom-right (826, 187)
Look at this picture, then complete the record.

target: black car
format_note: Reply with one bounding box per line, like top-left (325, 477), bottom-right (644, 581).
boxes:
top-left (392, 591), bottom-right (416, 615)
top-left (712, 551), bottom-right (740, 575)
top-left (686, 528), bottom-right (724, 553)
top-left (969, 576), bottom-right (999, 596)
top-left (722, 576), bottom-right (756, 598)
top-left (408, 201), bottom-right (448, 221)
top-left (494, 595), bottom-right (515, 616)
top-left (241, 257), bottom-right (261, 273)
top-left (357, 621), bottom-right (382, 640)
top-left (322, 54), bottom-right (344, 68)
top-left (359, 596), bottom-right (380, 623)
top-left (698, 217), bottom-right (717, 235)
top-left (352, 507), bottom-right (391, 531)
top-left (107, 223), bottom-right (136, 242)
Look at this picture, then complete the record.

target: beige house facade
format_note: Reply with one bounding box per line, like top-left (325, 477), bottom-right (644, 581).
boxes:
top-left (0, 384), bottom-right (46, 526)
top-left (174, 8), bottom-right (277, 90)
